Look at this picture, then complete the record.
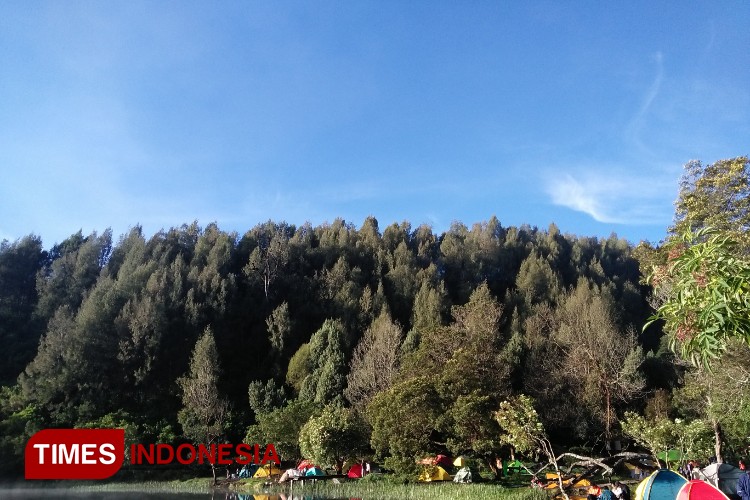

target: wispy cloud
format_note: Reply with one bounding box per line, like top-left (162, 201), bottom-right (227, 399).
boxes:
top-left (546, 171), bottom-right (673, 225)
top-left (545, 52), bottom-right (678, 227)
top-left (624, 51), bottom-right (664, 157)
top-left (549, 175), bottom-right (612, 223)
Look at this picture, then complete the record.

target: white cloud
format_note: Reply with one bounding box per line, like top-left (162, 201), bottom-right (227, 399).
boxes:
top-left (546, 171), bottom-right (674, 225)
top-left (544, 52), bottom-right (683, 228)
top-left (549, 175), bottom-right (613, 223)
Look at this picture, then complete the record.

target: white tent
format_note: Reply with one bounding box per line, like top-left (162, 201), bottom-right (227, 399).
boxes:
top-left (698, 463), bottom-right (743, 497)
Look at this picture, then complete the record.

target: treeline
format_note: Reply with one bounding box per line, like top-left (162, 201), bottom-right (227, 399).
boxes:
top-left (3, 157), bottom-right (749, 479)
top-left (0, 216), bottom-right (666, 474)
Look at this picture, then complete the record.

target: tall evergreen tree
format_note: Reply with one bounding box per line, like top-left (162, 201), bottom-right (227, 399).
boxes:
top-left (345, 310), bottom-right (403, 409)
top-left (178, 327), bottom-right (229, 485)
top-left (299, 319), bottom-right (349, 404)
top-left (0, 235), bottom-right (46, 384)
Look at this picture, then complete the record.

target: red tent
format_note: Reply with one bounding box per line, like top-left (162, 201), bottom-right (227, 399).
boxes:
top-left (297, 459), bottom-right (315, 471)
top-left (435, 455), bottom-right (453, 469)
top-left (347, 463), bottom-right (364, 478)
top-left (677, 479), bottom-right (730, 500)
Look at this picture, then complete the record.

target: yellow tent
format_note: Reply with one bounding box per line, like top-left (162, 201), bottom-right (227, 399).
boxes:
top-left (453, 456), bottom-right (467, 467)
top-left (544, 473), bottom-right (591, 488)
top-left (634, 472), bottom-right (652, 500)
top-left (253, 464), bottom-right (283, 478)
top-left (419, 465), bottom-right (452, 482)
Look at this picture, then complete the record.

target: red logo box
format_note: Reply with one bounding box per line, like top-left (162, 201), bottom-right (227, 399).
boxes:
top-left (25, 429), bottom-right (125, 480)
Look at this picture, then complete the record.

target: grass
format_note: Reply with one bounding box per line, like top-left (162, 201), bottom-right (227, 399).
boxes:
top-left (70, 478), bottom-right (213, 492)
top-left (233, 475), bottom-right (549, 500)
top-left (2, 470), bottom-right (552, 499)
top-left (286, 482), bottom-right (547, 500)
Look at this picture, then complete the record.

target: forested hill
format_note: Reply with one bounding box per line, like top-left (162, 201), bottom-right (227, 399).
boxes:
top-left (0, 216), bottom-right (666, 470)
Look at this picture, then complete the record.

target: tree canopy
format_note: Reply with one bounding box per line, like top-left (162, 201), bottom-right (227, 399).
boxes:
top-left (1, 167), bottom-right (748, 479)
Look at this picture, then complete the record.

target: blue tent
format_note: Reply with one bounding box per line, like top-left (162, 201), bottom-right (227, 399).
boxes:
top-left (635, 469), bottom-right (688, 500)
top-left (238, 464), bottom-right (258, 478)
top-left (305, 466), bottom-right (325, 476)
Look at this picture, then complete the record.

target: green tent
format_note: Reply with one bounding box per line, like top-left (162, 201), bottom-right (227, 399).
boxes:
top-left (504, 459), bottom-right (525, 475)
top-left (657, 449), bottom-right (684, 462)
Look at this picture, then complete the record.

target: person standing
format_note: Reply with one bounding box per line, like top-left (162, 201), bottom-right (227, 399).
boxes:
top-left (613, 481), bottom-right (630, 500)
top-left (587, 484), bottom-right (602, 500)
top-left (598, 486), bottom-right (615, 500)
top-left (738, 468), bottom-right (750, 500)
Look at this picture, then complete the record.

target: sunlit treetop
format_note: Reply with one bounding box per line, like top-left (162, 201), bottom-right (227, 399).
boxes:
top-left (646, 227), bottom-right (750, 368)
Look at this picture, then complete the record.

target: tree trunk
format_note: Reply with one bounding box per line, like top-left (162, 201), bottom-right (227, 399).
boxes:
top-left (706, 394), bottom-right (723, 464)
top-left (541, 438), bottom-right (569, 500)
top-left (604, 384), bottom-right (612, 445)
top-left (712, 416), bottom-right (723, 464)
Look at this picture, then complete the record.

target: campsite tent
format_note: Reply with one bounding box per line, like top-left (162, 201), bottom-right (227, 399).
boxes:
top-left (253, 464), bottom-right (283, 478)
top-left (544, 475), bottom-right (591, 488)
top-left (297, 459), bottom-right (315, 471)
top-left (434, 454), bottom-right (453, 469)
top-left (657, 450), bottom-right (684, 463)
top-left (624, 458), bottom-right (658, 479)
top-left (504, 459), bottom-right (525, 475)
top-left (238, 464), bottom-right (258, 478)
top-left (453, 456), bottom-right (468, 467)
top-left (347, 463), bottom-right (364, 478)
top-left (634, 469), bottom-right (687, 500)
top-left (676, 479), bottom-right (729, 500)
top-left (453, 466), bottom-right (482, 483)
top-left (543, 474), bottom-right (591, 497)
top-left (417, 454), bottom-right (453, 468)
top-left (419, 465), bottom-right (452, 482)
top-left (698, 463), bottom-right (743, 497)
top-left (305, 466), bottom-right (325, 477)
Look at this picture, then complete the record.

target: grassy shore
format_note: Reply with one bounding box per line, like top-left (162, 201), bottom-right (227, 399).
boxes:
top-left (1, 472), bottom-right (549, 499)
top-left (232, 475), bottom-right (549, 500)
top-left (279, 482), bottom-right (547, 500)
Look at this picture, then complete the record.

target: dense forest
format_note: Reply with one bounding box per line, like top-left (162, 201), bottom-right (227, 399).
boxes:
top-left (1, 157), bottom-right (748, 478)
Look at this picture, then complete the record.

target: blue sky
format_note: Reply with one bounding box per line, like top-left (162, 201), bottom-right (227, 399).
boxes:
top-left (1, 1), bottom-right (748, 248)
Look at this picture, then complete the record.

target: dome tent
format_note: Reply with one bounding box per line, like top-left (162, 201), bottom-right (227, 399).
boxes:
top-left (453, 466), bottom-right (483, 483)
top-left (676, 479), bottom-right (729, 500)
top-left (634, 469), bottom-right (687, 500)
top-left (305, 466), bottom-right (325, 476)
top-left (347, 463), bottom-right (364, 478)
top-left (698, 463), bottom-right (743, 497)
top-left (253, 463), bottom-right (283, 478)
top-left (418, 465), bottom-right (452, 482)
